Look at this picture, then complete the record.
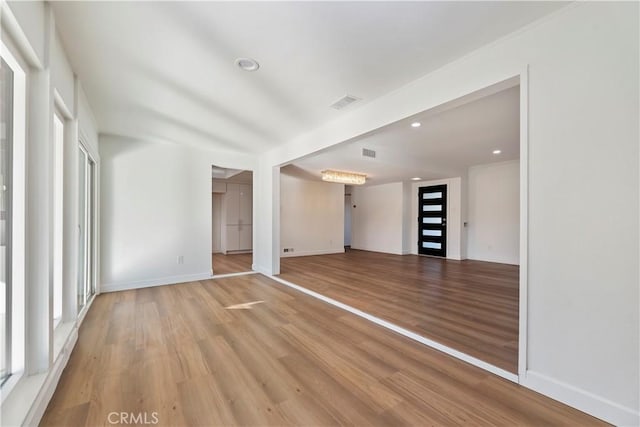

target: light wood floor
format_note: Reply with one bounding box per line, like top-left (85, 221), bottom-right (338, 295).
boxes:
top-left (280, 249), bottom-right (519, 373)
top-left (212, 252), bottom-right (253, 275)
top-left (41, 274), bottom-right (605, 426)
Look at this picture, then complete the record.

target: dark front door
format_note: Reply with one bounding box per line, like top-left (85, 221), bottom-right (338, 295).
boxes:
top-left (418, 184), bottom-right (447, 257)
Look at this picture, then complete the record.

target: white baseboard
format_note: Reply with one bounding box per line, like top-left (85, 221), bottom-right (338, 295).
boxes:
top-left (280, 248), bottom-right (345, 258)
top-left (466, 255), bottom-right (519, 265)
top-left (348, 246), bottom-right (404, 255)
top-left (522, 371), bottom-right (639, 426)
top-left (101, 272), bottom-right (213, 293)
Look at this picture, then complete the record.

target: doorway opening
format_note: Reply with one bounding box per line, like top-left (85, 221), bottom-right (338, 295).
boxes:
top-left (275, 75), bottom-right (525, 380)
top-left (211, 165), bottom-right (253, 275)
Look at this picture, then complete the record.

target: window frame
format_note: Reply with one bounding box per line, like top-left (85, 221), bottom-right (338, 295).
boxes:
top-left (0, 35), bottom-right (27, 398)
top-left (1, 55), bottom-right (15, 387)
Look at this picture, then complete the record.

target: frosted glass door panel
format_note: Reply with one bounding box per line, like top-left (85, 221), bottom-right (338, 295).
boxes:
top-left (422, 192), bottom-right (442, 199)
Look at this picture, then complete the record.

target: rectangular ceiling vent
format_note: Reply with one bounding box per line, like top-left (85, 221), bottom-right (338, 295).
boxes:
top-left (330, 94), bottom-right (361, 110)
top-left (362, 148), bottom-right (376, 158)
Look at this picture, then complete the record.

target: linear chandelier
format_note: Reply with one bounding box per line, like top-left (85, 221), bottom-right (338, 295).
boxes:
top-left (321, 169), bottom-right (367, 185)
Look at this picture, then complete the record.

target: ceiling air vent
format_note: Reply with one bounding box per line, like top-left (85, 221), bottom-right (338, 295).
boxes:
top-left (362, 148), bottom-right (376, 159)
top-left (330, 94), bottom-right (361, 110)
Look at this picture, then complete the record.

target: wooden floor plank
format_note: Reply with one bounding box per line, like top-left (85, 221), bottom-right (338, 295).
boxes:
top-left (212, 253), bottom-right (253, 275)
top-left (40, 273), bottom-right (606, 427)
top-left (280, 249), bottom-right (519, 372)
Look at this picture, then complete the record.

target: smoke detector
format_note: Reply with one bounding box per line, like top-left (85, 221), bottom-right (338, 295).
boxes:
top-left (235, 57), bottom-right (260, 72)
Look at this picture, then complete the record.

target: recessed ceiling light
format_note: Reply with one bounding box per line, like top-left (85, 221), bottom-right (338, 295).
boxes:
top-left (235, 57), bottom-right (260, 72)
top-left (493, 149), bottom-right (502, 154)
top-left (411, 177), bottom-right (421, 181)
top-left (411, 122), bottom-right (421, 128)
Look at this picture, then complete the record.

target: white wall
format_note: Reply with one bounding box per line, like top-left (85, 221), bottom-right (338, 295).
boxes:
top-left (6, 1), bottom-right (46, 67)
top-left (78, 86), bottom-right (99, 155)
top-left (280, 174), bottom-right (344, 257)
top-left (344, 193), bottom-right (352, 246)
top-left (51, 30), bottom-right (74, 111)
top-left (255, 3), bottom-right (639, 424)
top-left (211, 194), bottom-right (222, 253)
top-left (351, 182), bottom-right (404, 255)
top-left (410, 177), bottom-right (463, 260)
top-left (467, 161), bottom-right (519, 264)
top-left (99, 135), bottom-right (256, 291)
top-left (402, 182), bottom-right (413, 254)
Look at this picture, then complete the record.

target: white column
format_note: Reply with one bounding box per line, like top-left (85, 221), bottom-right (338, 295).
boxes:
top-left (62, 116), bottom-right (78, 322)
top-left (254, 160), bottom-right (280, 275)
top-left (25, 69), bottom-right (52, 374)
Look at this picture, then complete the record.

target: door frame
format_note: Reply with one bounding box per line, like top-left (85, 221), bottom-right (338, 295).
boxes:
top-left (272, 68), bottom-right (529, 383)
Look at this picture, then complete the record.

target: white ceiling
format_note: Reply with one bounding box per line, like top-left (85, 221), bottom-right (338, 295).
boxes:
top-left (212, 169), bottom-right (253, 184)
top-left (285, 84), bottom-right (520, 185)
top-left (52, 1), bottom-right (565, 154)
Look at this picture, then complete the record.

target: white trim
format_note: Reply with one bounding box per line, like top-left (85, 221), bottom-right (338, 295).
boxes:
top-left (101, 272), bottom-right (213, 293)
top-left (0, 370), bottom-right (23, 405)
top-left (53, 90), bottom-right (72, 121)
top-left (1, 325), bottom-right (77, 427)
top-left (0, 1), bottom-right (42, 69)
top-left (521, 371), bottom-right (639, 427)
top-left (211, 271), bottom-right (258, 280)
top-left (349, 247), bottom-right (405, 256)
top-left (1, 31), bottom-right (28, 397)
top-left (518, 66), bottom-right (529, 380)
top-left (280, 248), bottom-right (345, 258)
top-left (52, 321), bottom-right (74, 367)
top-left (267, 274), bottom-right (518, 383)
top-left (24, 327), bottom-right (77, 427)
top-left (76, 292), bottom-right (96, 327)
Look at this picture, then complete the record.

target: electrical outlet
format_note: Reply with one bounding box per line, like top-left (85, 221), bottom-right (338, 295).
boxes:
top-left (284, 248), bottom-right (289, 253)
top-left (177, 255), bottom-right (184, 264)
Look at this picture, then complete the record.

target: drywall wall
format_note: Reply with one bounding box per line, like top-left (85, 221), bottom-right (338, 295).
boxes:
top-left (351, 182), bottom-right (404, 254)
top-left (99, 134), bottom-right (256, 290)
top-left (344, 193), bottom-right (352, 246)
top-left (6, 1), bottom-right (46, 66)
top-left (78, 86), bottom-right (99, 155)
top-left (211, 194), bottom-right (222, 253)
top-left (402, 182), bottom-right (413, 254)
top-left (280, 173), bottom-right (344, 257)
top-left (51, 30), bottom-right (74, 111)
top-left (255, 3), bottom-right (638, 423)
top-left (410, 178), bottom-right (463, 260)
top-left (467, 160), bottom-right (519, 264)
